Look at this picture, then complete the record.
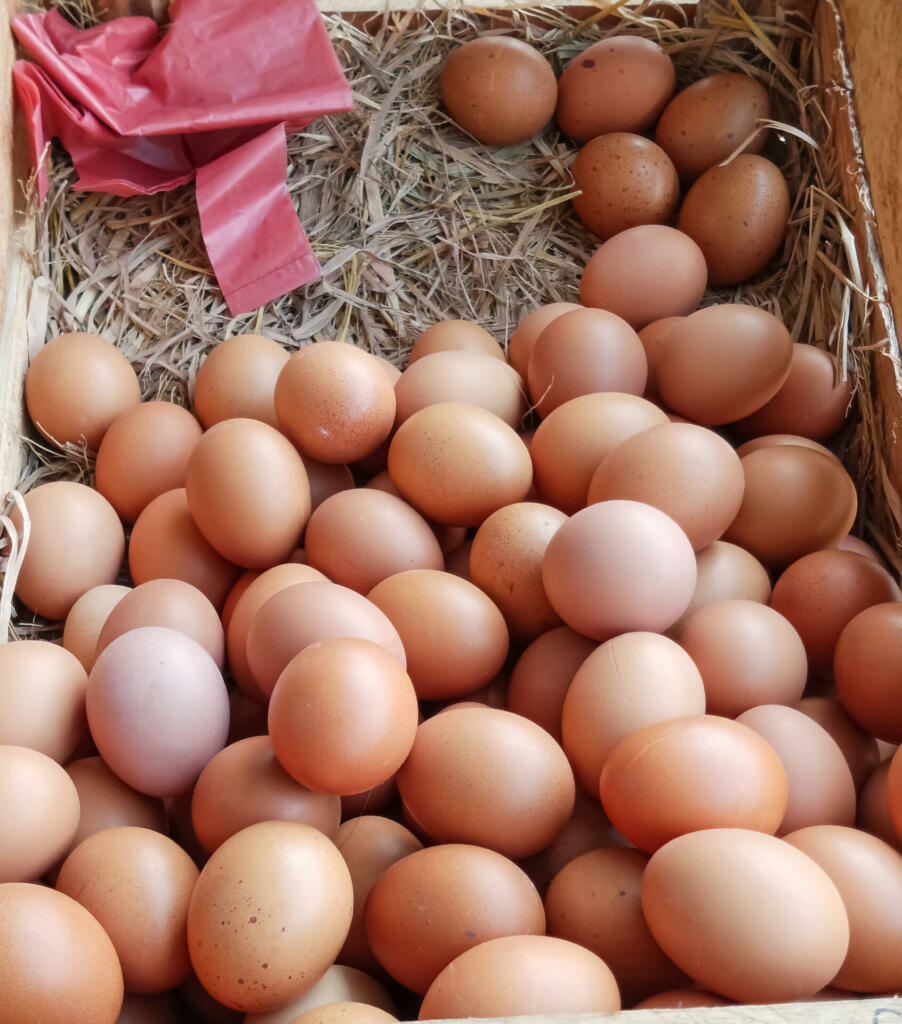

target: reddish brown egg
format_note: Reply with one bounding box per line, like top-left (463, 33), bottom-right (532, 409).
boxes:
top-left (635, 990), bottom-right (732, 1009)
top-left (833, 533), bottom-right (885, 564)
top-left (193, 333), bottom-right (289, 429)
top-left (735, 433), bottom-right (838, 460)
top-left (508, 304), bottom-right (581, 379)
top-left (835, 604), bottom-right (902, 742)
top-left (638, 316), bottom-right (683, 403)
top-left (670, 541), bottom-right (772, 634)
top-left (302, 458), bottom-right (355, 513)
top-left (63, 584), bottom-right (131, 672)
top-left (409, 320), bottom-right (505, 363)
top-left (859, 761), bottom-right (901, 849)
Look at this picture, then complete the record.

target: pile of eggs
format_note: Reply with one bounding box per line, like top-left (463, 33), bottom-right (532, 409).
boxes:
top-left (3, 27), bottom-right (902, 1024)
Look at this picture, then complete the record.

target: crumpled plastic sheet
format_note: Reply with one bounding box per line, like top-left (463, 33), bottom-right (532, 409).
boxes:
top-left (12, 0), bottom-right (353, 314)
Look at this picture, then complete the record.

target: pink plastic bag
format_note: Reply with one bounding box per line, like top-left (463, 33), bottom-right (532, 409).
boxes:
top-left (12, 0), bottom-right (353, 314)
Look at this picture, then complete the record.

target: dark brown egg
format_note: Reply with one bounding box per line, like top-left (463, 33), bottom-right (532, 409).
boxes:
top-left (858, 761), bottom-right (901, 849)
top-left (835, 603), bottom-right (902, 742)
top-left (193, 333), bottom-right (289, 429)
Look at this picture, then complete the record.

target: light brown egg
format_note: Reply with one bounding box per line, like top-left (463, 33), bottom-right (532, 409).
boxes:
top-left (191, 736), bottom-right (341, 853)
top-left (419, 934), bottom-right (620, 1019)
top-left (543, 500), bottom-right (696, 640)
top-left (0, 883), bottom-right (124, 1023)
top-left (469, 502), bottom-right (566, 642)
top-left (275, 342), bottom-right (396, 464)
top-left (187, 821), bottom-right (353, 1013)
top-left (63, 584), bottom-right (131, 672)
top-left (736, 705), bottom-right (856, 833)
top-left (95, 401), bottom-right (202, 522)
top-left (288, 1003), bottom-right (397, 1024)
top-left (409, 320), bottom-right (505, 363)
top-left (57, 826), bottom-right (197, 992)
top-left (670, 541), bottom-right (772, 634)
top-left (302, 458), bottom-right (356, 513)
top-left (835, 604), bottom-right (902, 742)
top-left (305, 489), bottom-right (443, 593)
top-left (530, 393), bottom-right (668, 514)
top-left (441, 36), bottom-right (557, 146)
top-left (562, 633), bottom-right (705, 795)
top-left (655, 72), bottom-right (771, 182)
top-left (556, 36), bottom-right (675, 140)
top-left (735, 432), bottom-right (838, 459)
top-left (508, 303), bottom-right (581, 379)
top-left (546, 848), bottom-right (684, 1005)
top-left (0, 640), bottom-right (87, 762)
top-left (388, 403), bottom-right (532, 526)
top-left (25, 331), bottom-right (140, 450)
top-left (245, 966), bottom-right (396, 1024)
top-left (396, 707), bottom-right (575, 858)
top-left (638, 316), bottom-right (683, 402)
top-left (528, 308), bottom-right (647, 415)
top-left (364, 842), bottom-right (544, 993)
top-left (858, 761), bottom-right (901, 849)
top-left (635, 990), bottom-right (732, 1009)
top-left (12, 481), bottom-right (125, 620)
top-left (0, 745), bottom-right (79, 881)
top-left (580, 226), bottom-right (707, 331)
top-left (128, 489), bottom-right (240, 610)
top-left (193, 334), bottom-right (289, 429)
top-left (367, 570), bottom-right (507, 700)
top-left (572, 133), bottom-right (679, 240)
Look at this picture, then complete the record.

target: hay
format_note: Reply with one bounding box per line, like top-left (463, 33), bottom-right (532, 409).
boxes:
top-left (1, 0), bottom-right (898, 639)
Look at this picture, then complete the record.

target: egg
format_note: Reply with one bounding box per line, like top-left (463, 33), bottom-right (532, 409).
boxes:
top-left (441, 37), bottom-right (557, 146)
top-left (507, 303), bottom-right (581, 379)
top-left (302, 458), bottom-right (356, 513)
top-left (0, 883), bottom-right (124, 1023)
top-left (63, 584), bottom-right (131, 672)
top-left (736, 432), bottom-right (838, 459)
top-left (635, 990), bottom-right (732, 1009)
top-left (527, 308), bottom-right (647, 415)
top-left (340, 778), bottom-right (399, 820)
top-left (580, 225), bottom-right (707, 330)
top-left (245, 966), bottom-right (396, 1024)
top-left (419, 934), bottom-right (620, 1019)
top-left (95, 401), bottom-right (202, 522)
top-left (859, 762), bottom-right (901, 849)
top-left (655, 72), bottom-right (771, 182)
top-left (799, 699), bottom-right (881, 793)
top-left (572, 133), bottom-right (679, 239)
top-left (443, 540), bottom-right (472, 579)
top-left (556, 36), bottom-right (675, 140)
top-left (187, 821), bottom-right (353, 1013)
top-left (25, 331), bottom-right (140, 450)
top-left (833, 532), bottom-right (885, 564)
top-left (193, 333), bottom-right (289, 429)
top-left (562, 632), bottom-right (705, 794)
top-left (275, 342), bottom-right (396, 464)
top-left (835, 603), bottom-right (902, 742)
top-left (409, 320), bottom-right (505, 363)
top-left (670, 541), bottom-right (772, 634)
top-left (12, 481), bottom-right (125, 620)
top-left (364, 842), bottom-right (544, 993)
top-left (599, 715), bottom-right (788, 852)
top-left (637, 316), bottom-right (683, 402)
top-left (290, 1003), bottom-right (397, 1024)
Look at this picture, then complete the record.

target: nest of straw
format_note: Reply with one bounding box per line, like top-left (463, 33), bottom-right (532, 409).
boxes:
top-left (2, 0), bottom-right (899, 640)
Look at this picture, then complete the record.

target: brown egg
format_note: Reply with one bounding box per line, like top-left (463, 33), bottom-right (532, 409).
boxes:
top-left (588, 423), bottom-right (744, 550)
top-left (580, 226), bottom-right (707, 331)
top-left (546, 848), bottom-right (684, 1005)
top-left (508, 627), bottom-right (596, 741)
top-left (95, 401), bottom-right (202, 522)
top-left (859, 762), bottom-right (901, 849)
top-left (334, 816), bottom-right (423, 972)
top-left (365, 842), bottom-right (544, 993)
top-left (221, 570), bottom-right (258, 634)
top-left (187, 821), bottom-right (353, 1013)
top-left (305, 489), bottom-right (443, 593)
top-left (191, 736), bottom-right (341, 853)
top-left (736, 705), bottom-right (856, 833)
top-left (469, 502), bottom-right (566, 642)
top-left (396, 707), bottom-right (574, 858)
top-left (833, 533), bottom-right (885, 564)
top-left (725, 446), bottom-right (857, 565)
top-left (57, 826), bottom-right (197, 992)
top-left (655, 72), bottom-right (771, 182)
top-left (543, 501), bottom-right (696, 640)
top-left (367, 570), bottom-right (507, 700)
top-left (643, 829), bottom-right (850, 1002)
top-left (97, 578), bottom-right (225, 667)
top-left (269, 638), bottom-right (419, 795)
top-left (635, 990), bottom-right (732, 1009)
top-left (528, 308), bottom-right (647, 415)
top-left (226, 687), bottom-right (270, 743)
top-left (0, 883), bottom-right (124, 1023)
top-left (444, 540), bottom-right (472, 579)
top-left (289, 1003), bottom-right (397, 1024)
top-left (879, 740), bottom-right (899, 763)
top-left (678, 154), bottom-right (790, 285)
top-left (193, 334), bottom-right (289, 429)
top-left (186, 419), bottom-right (311, 569)
top-left (63, 584), bottom-right (131, 672)
top-left (25, 331), bottom-right (140, 450)
top-left (116, 992), bottom-right (180, 1023)
top-left (770, 549), bottom-right (900, 678)
top-left (656, 304), bottom-right (792, 425)
top-left (562, 633), bottom-right (705, 795)
top-left (246, 581), bottom-right (405, 699)
top-left (0, 640), bottom-right (87, 762)
top-left (784, 825), bottom-right (902, 992)
top-left (670, 541), bottom-right (772, 634)
top-left (87, 627), bottom-right (229, 796)
top-left (508, 303), bottom-right (581, 379)
top-left (388, 403), bottom-right (532, 526)
top-left (556, 36), bottom-right (675, 140)
top-left (735, 432), bottom-right (838, 460)
top-left (734, 344), bottom-right (854, 441)
top-left (302, 458), bottom-right (356, 513)
top-left (530, 393), bottom-right (668, 514)
top-left (12, 481), bottom-right (125, 620)
top-left (678, 600), bottom-right (807, 717)
top-left (128, 489), bottom-right (240, 609)
top-left (835, 604), bottom-right (902, 742)
top-left (275, 342), bottom-right (396, 464)
top-left (409, 320), bottom-right (505, 363)
top-left (419, 934), bottom-right (620, 1019)
top-left (572, 133), bottom-right (679, 240)
top-left (638, 316), bottom-right (683, 402)
top-left (441, 37), bottom-right (556, 146)
top-left (245, 966), bottom-right (396, 1024)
